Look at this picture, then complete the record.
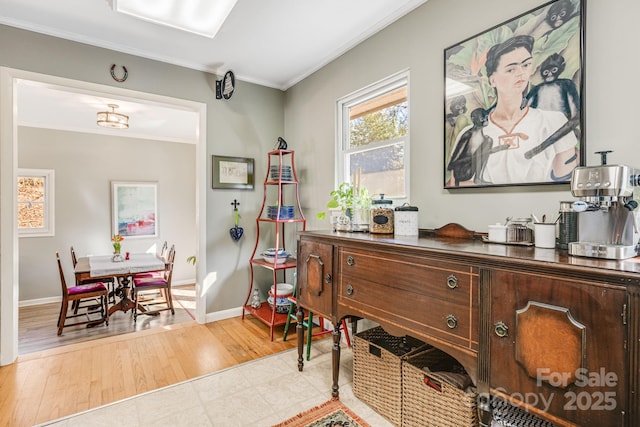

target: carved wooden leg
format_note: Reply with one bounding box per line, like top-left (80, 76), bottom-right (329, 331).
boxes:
top-left (332, 327), bottom-right (341, 398)
top-left (296, 305), bottom-right (304, 372)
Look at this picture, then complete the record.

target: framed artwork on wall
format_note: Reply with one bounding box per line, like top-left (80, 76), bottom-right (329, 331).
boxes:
top-left (444, 0), bottom-right (584, 189)
top-left (212, 155), bottom-right (255, 190)
top-left (112, 181), bottom-right (158, 238)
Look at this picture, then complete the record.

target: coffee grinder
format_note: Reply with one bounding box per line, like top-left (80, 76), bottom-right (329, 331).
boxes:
top-left (569, 150), bottom-right (640, 259)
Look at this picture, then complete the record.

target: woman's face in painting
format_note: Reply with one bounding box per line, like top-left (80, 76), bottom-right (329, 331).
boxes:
top-left (489, 47), bottom-right (534, 95)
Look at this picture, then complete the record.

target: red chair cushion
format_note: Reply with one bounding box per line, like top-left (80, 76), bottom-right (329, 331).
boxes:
top-left (133, 277), bottom-right (167, 287)
top-left (133, 272), bottom-right (163, 279)
top-left (69, 282), bottom-right (106, 295)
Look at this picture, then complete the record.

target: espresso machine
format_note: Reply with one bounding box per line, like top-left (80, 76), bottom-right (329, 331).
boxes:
top-left (569, 151), bottom-right (640, 260)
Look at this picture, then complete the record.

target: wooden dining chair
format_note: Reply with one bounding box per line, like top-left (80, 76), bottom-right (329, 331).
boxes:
top-left (56, 251), bottom-right (109, 336)
top-left (71, 246), bottom-right (117, 305)
top-left (131, 244), bottom-right (176, 321)
top-left (131, 241), bottom-right (168, 282)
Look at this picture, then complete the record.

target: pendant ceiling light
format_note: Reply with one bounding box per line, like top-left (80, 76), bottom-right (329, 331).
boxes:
top-left (97, 104), bottom-right (129, 129)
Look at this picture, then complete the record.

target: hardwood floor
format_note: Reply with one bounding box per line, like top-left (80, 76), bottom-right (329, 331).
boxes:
top-left (18, 284), bottom-right (196, 355)
top-left (1, 313), bottom-right (301, 426)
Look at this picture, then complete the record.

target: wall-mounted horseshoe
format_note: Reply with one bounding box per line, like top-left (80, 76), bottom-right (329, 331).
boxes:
top-left (110, 64), bottom-right (128, 82)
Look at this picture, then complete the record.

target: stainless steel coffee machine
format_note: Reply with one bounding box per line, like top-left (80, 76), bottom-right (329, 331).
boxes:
top-left (569, 151), bottom-right (640, 259)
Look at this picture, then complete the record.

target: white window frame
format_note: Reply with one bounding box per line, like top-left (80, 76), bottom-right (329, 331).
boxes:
top-left (335, 70), bottom-right (410, 203)
top-left (17, 168), bottom-right (55, 237)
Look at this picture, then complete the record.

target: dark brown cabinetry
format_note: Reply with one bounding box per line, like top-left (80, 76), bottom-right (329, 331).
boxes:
top-left (488, 270), bottom-right (627, 426)
top-left (296, 239), bottom-right (333, 320)
top-left (296, 230), bottom-right (640, 426)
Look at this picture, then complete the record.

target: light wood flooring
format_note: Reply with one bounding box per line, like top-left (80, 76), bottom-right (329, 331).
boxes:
top-left (1, 311), bottom-right (302, 426)
top-left (18, 284), bottom-right (197, 355)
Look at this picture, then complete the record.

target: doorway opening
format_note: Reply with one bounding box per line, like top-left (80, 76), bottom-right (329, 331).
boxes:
top-left (1, 67), bottom-right (207, 364)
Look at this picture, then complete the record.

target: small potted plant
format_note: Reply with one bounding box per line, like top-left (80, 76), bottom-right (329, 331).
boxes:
top-left (317, 182), bottom-right (371, 231)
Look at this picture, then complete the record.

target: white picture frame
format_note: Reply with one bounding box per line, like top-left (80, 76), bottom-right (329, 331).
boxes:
top-left (111, 181), bottom-right (158, 238)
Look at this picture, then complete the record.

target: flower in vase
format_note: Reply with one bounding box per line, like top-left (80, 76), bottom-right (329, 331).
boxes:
top-left (112, 234), bottom-right (124, 254)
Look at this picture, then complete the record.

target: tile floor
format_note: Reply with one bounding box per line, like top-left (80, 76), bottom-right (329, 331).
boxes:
top-left (38, 338), bottom-right (393, 427)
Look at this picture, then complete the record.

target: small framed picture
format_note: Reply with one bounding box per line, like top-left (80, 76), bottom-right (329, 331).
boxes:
top-left (444, 0), bottom-right (584, 189)
top-left (212, 155), bottom-right (255, 190)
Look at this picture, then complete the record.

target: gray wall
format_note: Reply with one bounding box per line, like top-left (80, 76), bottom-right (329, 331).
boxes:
top-left (5, 0), bottom-right (640, 316)
top-left (285, 0), bottom-right (640, 232)
top-left (0, 24), bottom-right (284, 315)
top-left (18, 127), bottom-right (195, 301)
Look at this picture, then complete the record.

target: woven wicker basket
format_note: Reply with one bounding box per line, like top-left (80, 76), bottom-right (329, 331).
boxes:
top-left (402, 347), bottom-right (478, 427)
top-left (353, 326), bottom-right (428, 426)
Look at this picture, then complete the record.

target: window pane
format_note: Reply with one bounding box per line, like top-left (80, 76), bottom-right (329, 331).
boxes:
top-left (17, 176), bottom-right (45, 202)
top-left (18, 202), bottom-right (45, 228)
top-left (348, 142), bottom-right (405, 198)
top-left (348, 89), bottom-right (407, 148)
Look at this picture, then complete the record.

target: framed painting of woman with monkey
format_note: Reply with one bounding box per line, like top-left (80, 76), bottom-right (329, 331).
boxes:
top-left (444, 0), bottom-right (584, 188)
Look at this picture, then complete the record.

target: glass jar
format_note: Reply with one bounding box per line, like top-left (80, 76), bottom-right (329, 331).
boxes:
top-left (558, 201), bottom-right (578, 249)
top-left (370, 195), bottom-right (394, 234)
top-left (506, 218), bottom-right (533, 243)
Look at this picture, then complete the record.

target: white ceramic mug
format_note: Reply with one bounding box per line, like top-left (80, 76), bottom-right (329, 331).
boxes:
top-left (534, 223), bottom-right (556, 248)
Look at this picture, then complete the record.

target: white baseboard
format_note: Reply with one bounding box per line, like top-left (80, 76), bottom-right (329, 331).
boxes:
top-left (205, 306), bottom-right (243, 323)
top-left (19, 296), bottom-right (60, 307)
top-left (19, 294), bottom-right (244, 326)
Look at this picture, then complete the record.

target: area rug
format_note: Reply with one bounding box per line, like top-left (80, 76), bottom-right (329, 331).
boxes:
top-left (273, 398), bottom-right (371, 427)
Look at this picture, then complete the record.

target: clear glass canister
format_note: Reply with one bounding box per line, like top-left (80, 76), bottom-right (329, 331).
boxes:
top-left (370, 195), bottom-right (394, 234)
top-left (558, 201), bottom-right (578, 249)
top-left (506, 218), bottom-right (533, 243)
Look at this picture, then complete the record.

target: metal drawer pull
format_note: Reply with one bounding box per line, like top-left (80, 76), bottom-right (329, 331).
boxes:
top-left (346, 284), bottom-right (354, 296)
top-left (446, 314), bottom-right (458, 329)
top-left (346, 256), bottom-right (355, 266)
top-left (494, 321), bottom-right (509, 338)
top-left (325, 274), bottom-right (332, 284)
top-left (446, 274), bottom-right (458, 289)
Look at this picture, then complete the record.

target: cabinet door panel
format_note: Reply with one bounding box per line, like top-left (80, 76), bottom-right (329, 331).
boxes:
top-left (489, 270), bottom-right (627, 426)
top-left (297, 239), bottom-right (333, 319)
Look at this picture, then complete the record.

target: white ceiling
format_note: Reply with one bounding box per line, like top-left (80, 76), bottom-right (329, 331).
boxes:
top-left (1, 0), bottom-right (428, 141)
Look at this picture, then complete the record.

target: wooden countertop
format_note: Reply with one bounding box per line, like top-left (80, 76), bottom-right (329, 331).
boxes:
top-left (298, 230), bottom-right (640, 284)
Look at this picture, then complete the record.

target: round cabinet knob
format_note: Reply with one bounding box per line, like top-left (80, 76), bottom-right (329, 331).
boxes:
top-left (346, 284), bottom-right (354, 296)
top-left (446, 314), bottom-right (458, 329)
top-left (346, 256), bottom-right (355, 266)
top-left (494, 321), bottom-right (509, 338)
top-left (446, 274), bottom-right (458, 289)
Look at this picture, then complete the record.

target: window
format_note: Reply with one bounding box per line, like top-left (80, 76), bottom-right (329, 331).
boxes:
top-left (17, 169), bottom-right (55, 237)
top-left (337, 71), bottom-right (409, 201)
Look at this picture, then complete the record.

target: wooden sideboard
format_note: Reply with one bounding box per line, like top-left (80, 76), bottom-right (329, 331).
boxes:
top-left (295, 229), bottom-right (640, 427)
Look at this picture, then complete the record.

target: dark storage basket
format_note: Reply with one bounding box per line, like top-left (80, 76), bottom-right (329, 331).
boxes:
top-left (402, 347), bottom-right (478, 427)
top-left (491, 397), bottom-right (556, 427)
top-left (353, 326), bottom-right (429, 426)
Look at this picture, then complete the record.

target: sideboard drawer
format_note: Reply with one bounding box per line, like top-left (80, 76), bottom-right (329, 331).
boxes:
top-left (338, 248), bottom-right (478, 349)
top-left (339, 275), bottom-right (473, 348)
top-left (339, 248), bottom-right (476, 306)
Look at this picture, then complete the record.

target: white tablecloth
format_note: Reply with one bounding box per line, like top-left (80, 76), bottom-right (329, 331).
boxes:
top-left (88, 253), bottom-right (165, 277)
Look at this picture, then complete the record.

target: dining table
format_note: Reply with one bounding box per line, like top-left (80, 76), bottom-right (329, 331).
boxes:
top-left (74, 252), bottom-right (166, 316)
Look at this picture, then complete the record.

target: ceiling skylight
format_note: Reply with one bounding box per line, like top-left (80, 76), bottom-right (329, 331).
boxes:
top-left (112, 0), bottom-right (238, 38)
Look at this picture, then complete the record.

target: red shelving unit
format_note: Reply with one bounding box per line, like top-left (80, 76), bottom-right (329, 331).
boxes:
top-left (242, 149), bottom-right (306, 340)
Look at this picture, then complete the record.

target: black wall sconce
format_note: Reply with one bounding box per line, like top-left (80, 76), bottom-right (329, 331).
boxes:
top-left (216, 70), bottom-right (235, 100)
